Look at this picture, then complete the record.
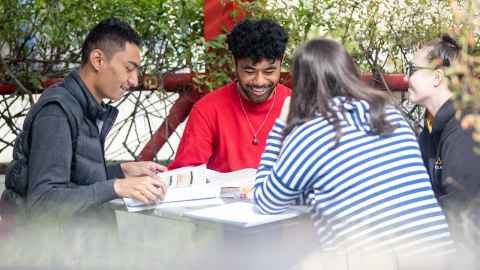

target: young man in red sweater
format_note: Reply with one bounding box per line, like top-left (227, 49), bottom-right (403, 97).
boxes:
top-left (168, 19), bottom-right (291, 172)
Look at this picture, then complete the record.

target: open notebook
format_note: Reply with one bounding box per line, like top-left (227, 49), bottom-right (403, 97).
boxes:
top-left (184, 202), bottom-right (303, 228)
top-left (123, 165), bottom-right (256, 212)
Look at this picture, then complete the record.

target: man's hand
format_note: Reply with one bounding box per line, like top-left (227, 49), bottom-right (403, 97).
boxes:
top-left (120, 161), bottom-right (166, 178)
top-left (114, 176), bottom-right (167, 205)
top-left (279, 97), bottom-right (291, 122)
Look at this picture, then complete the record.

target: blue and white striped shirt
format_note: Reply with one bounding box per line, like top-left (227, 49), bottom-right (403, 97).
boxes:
top-left (254, 97), bottom-right (455, 256)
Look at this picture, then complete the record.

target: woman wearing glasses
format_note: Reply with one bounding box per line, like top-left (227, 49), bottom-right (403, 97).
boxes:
top-left (409, 34), bottom-right (479, 267)
top-left (253, 38), bottom-right (455, 268)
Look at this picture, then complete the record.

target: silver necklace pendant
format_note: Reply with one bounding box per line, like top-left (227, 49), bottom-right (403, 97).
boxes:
top-left (237, 84), bottom-right (277, 147)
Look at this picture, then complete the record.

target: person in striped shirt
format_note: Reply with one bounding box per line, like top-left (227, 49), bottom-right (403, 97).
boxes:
top-left (253, 38), bottom-right (455, 261)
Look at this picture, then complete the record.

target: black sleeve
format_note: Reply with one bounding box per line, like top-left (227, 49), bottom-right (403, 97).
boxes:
top-left (26, 103), bottom-right (117, 217)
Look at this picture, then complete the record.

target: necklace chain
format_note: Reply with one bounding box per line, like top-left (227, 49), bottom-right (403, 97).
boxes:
top-left (237, 86), bottom-right (277, 145)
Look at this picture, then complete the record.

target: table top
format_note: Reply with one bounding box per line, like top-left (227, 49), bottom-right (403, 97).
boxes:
top-left (111, 197), bottom-right (310, 233)
top-left (112, 198), bottom-right (318, 270)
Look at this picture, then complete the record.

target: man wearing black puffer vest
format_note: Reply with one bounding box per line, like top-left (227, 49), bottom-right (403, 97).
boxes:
top-left (1, 17), bottom-right (167, 267)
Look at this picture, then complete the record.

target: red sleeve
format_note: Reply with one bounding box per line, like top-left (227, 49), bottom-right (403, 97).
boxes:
top-left (168, 106), bottom-right (214, 170)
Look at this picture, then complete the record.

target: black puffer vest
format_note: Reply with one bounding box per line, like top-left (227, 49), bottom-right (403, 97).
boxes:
top-left (4, 70), bottom-right (118, 200)
top-left (53, 71), bottom-right (118, 190)
top-left (1, 71), bottom-right (121, 252)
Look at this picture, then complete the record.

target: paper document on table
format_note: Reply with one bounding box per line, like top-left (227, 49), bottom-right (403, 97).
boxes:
top-left (159, 164), bottom-right (208, 187)
top-left (123, 184), bottom-right (220, 212)
top-left (185, 202), bottom-right (302, 227)
top-left (206, 168), bottom-right (256, 198)
top-left (155, 198), bottom-right (225, 209)
top-left (206, 168), bottom-right (256, 185)
top-left (123, 165), bottom-right (220, 212)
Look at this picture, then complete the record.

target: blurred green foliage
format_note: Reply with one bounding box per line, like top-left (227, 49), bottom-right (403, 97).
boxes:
top-left (254, 0), bottom-right (455, 72)
top-left (199, 0), bottom-right (457, 91)
top-left (0, 0), bottom-right (204, 93)
top-left (0, 0), bottom-right (458, 93)
top-left (446, 0), bottom-right (480, 145)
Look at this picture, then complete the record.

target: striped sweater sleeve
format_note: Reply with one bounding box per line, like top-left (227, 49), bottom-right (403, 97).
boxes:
top-left (254, 119), bottom-right (311, 214)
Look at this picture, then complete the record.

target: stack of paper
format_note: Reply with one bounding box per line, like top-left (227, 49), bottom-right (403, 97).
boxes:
top-left (123, 184), bottom-right (221, 212)
top-left (123, 165), bottom-right (219, 212)
top-left (206, 168), bottom-right (256, 199)
top-left (205, 168), bottom-right (256, 185)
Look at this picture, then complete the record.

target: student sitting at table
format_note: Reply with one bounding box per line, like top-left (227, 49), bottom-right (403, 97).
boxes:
top-left (253, 38), bottom-right (455, 264)
top-left (168, 19), bottom-right (291, 172)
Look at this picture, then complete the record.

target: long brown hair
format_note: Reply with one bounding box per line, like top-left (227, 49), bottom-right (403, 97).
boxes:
top-left (285, 38), bottom-right (395, 140)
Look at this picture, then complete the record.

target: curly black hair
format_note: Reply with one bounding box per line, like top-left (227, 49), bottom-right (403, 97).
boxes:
top-left (81, 17), bottom-right (142, 65)
top-left (226, 19), bottom-right (288, 63)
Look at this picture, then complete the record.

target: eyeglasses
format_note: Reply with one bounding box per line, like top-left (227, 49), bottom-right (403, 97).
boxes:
top-left (406, 62), bottom-right (435, 77)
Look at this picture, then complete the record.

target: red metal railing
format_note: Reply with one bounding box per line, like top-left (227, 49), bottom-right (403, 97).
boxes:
top-left (0, 72), bottom-right (409, 161)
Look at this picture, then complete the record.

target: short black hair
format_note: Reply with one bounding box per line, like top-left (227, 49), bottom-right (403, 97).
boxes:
top-left (425, 34), bottom-right (462, 67)
top-left (81, 17), bottom-right (142, 65)
top-left (226, 19), bottom-right (288, 63)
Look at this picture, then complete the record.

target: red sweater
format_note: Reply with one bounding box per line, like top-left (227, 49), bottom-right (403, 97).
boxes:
top-left (168, 82), bottom-right (291, 172)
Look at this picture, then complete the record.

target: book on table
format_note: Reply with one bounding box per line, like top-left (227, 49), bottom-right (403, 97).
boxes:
top-left (123, 165), bottom-right (256, 212)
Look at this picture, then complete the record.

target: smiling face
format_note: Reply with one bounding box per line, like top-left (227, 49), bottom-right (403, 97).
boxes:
top-left (93, 42), bottom-right (141, 102)
top-left (235, 58), bottom-right (282, 103)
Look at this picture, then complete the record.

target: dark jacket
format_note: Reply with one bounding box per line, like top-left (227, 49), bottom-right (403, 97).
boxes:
top-left (24, 70), bottom-right (124, 218)
top-left (419, 99), bottom-right (480, 248)
top-left (5, 70), bottom-right (126, 261)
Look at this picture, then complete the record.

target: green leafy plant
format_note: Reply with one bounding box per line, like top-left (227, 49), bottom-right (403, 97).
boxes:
top-left (446, 0), bottom-right (480, 147)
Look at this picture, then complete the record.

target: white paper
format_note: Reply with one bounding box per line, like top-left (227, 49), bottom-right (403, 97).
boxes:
top-left (157, 164), bottom-right (208, 187)
top-left (123, 166), bottom-right (258, 212)
top-left (123, 165), bottom-right (220, 212)
top-left (206, 168), bottom-right (256, 199)
top-left (206, 168), bottom-right (256, 187)
top-left (123, 184), bottom-right (220, 212)
top-left (185, 202), bottom-right (302, 227)
top-left (155, 198), bottom-right (225, 209)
